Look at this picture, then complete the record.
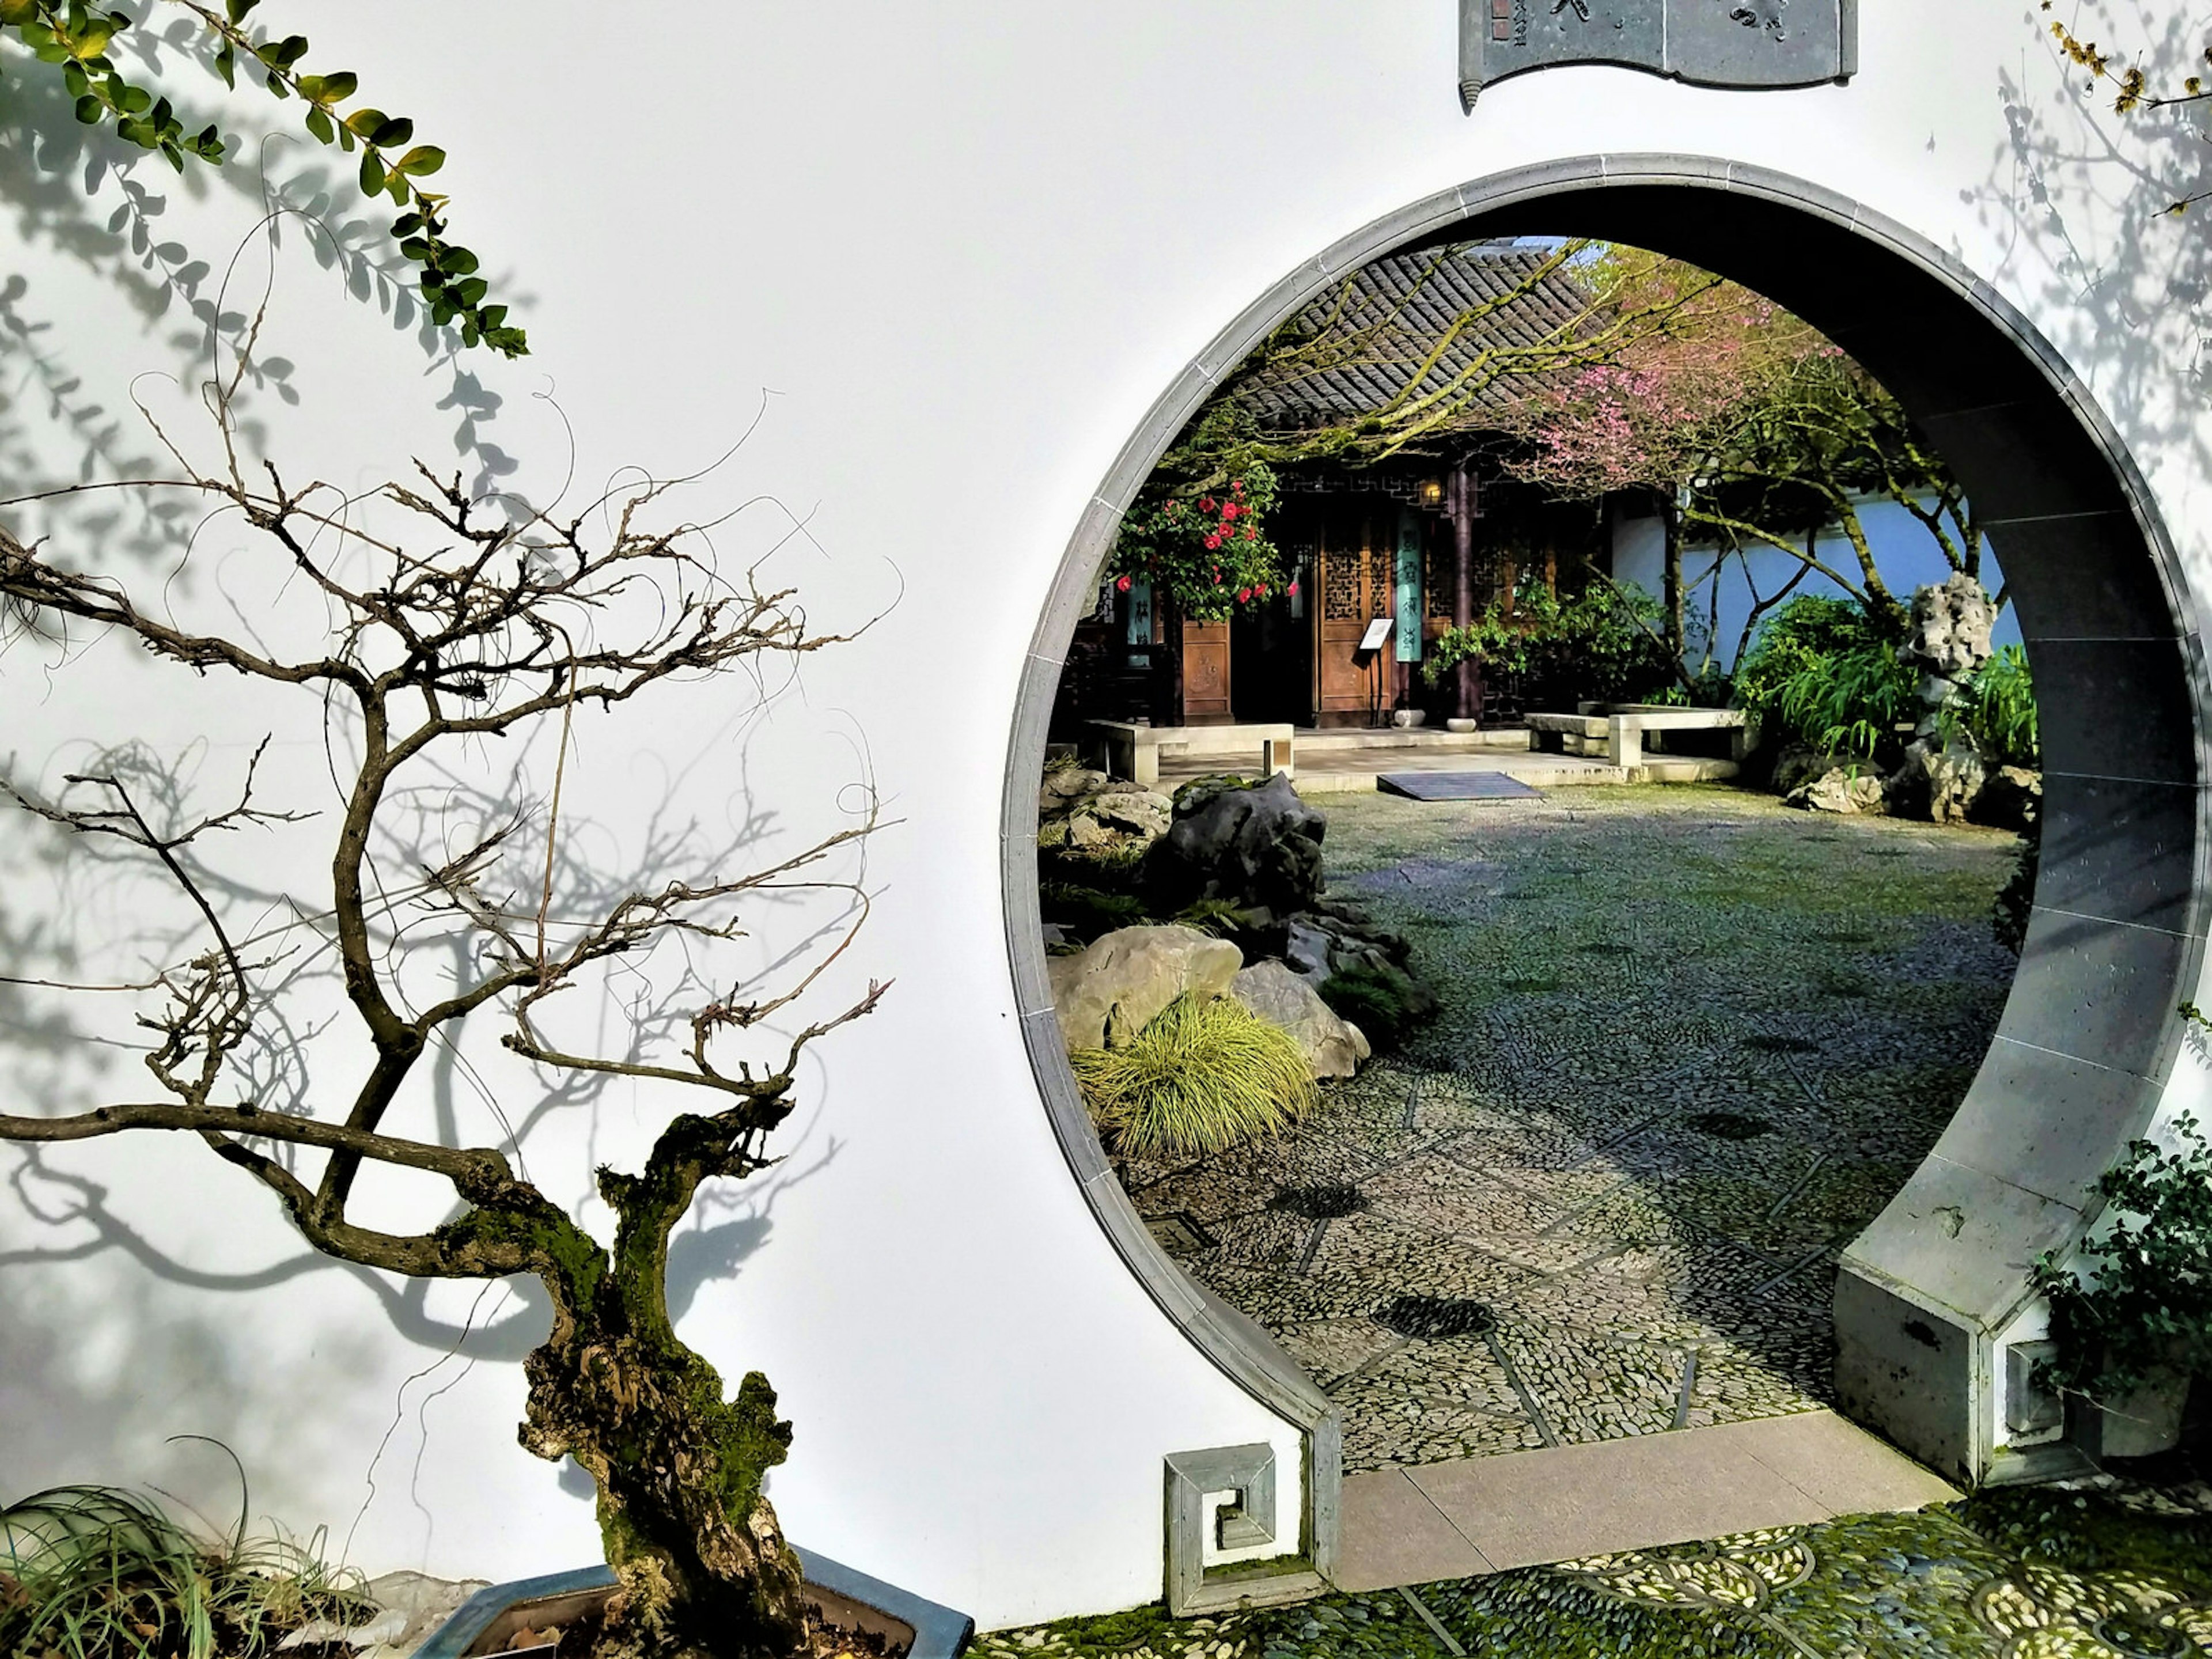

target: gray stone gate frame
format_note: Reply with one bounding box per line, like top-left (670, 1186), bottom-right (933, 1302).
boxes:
top-left (1002, 158), bottom-right (2208, 1574)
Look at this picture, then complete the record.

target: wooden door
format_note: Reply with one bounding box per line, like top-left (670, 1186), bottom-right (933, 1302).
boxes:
top-left (1314, 505), bottom-right (1393, 725)
top-left (1180, 620), bottom-right (1232, 724)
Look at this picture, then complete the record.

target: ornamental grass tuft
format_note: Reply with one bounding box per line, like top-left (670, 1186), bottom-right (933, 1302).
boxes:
top-left (1, 1482), bottom-right (372, 1659)
top-left (1071, 995), bottom-right (1316, 1159)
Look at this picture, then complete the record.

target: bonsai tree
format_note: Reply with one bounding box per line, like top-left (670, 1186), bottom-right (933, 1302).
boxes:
top-left (0, 339), bottom-right (881, 1657)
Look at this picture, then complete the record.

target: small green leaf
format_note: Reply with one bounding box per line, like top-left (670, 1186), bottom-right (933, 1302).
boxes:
top-left (60, 58), bottom-right (86, 94)
top-left (393, 143), bottom-right (444, 177)
top-left (389, 211), bottom-right (423, 235)
top-left (224, 0), bottom-right (259, 20)
top-left (69, 18), bottom-right (112, 55)
top-left (303, 104), bottom-right (331, 143)
top-left (214, 41), bottom-right (234, 87)
top-left (297, 69), bottom-right (355, 103)
top-left (385, 169), bottom-right (407, 205)
top-left (0, 0), bottom-right (40, 24)
top-left (161, 141), bottom-right (183, 173)
top-left (453, 276), bottom-right (487, 305)
top-left (116, 80), bottom-right (149, 113)
top-left (440, 245), bottom-right (478, 276)
top-left (73, 92), bottom-right (102, 123)
top-left (368, 115), bottom-right (412, 147)
top-left (358, 149), bottom-right (382, 197)
top-left (272, 32), bottom-right (306, 66)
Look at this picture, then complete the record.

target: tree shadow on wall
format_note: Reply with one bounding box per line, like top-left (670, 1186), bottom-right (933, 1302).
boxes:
top-left (1965, 5), bottom-right (2212, 500)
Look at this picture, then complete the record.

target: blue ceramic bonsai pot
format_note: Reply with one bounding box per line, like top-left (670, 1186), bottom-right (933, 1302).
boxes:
top-left (413, 1547), bottom-right (972, 1659)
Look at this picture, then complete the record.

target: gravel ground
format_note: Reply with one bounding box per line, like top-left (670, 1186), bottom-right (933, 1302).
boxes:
top-left (1115, 783), bottom-right (2022, 1471)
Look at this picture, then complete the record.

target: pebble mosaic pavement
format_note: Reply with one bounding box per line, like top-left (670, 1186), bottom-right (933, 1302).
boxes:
top-left (1113, 784), bottom-right (2021, 1474)
top-left (968, 1486), bottom-right (2212, 1658)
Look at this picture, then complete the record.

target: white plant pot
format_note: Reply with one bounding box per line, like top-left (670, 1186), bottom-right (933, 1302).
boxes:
top-left (1392, 709), bottom-right (1426, 729)
top-left (1445, 718), bottom-right (1479, 733)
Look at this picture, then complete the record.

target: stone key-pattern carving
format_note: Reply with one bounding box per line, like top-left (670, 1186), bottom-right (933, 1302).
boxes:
top-left (1458, 0), bottom-right (1856, 109)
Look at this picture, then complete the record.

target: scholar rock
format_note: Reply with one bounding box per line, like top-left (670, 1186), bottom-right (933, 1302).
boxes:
top-left (1902, 574), bottom-right (1998, 726)
top-left (1146, 772), bottom-right (1327, 916)
top-left (1047, 923), bottom-right (1243, 1051)
top-left (1231, 960), bottom-right (1370, 1080)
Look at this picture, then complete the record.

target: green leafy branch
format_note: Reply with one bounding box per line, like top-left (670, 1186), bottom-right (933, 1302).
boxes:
top-left (0, 0), bottom-right (524, 355)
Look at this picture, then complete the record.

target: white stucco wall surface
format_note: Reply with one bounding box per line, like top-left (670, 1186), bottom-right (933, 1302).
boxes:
top-left (1610, 499), bottom-right (2027, 669)
top-left (4, 0), bottom-right (2211, 1633)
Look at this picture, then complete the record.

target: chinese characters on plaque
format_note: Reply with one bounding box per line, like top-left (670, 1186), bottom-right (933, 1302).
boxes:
top-left (1459, 0), bottom-right (1855, 109)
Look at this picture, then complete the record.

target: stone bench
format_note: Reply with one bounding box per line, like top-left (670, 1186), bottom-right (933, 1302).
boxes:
top-left (1085, 721), bottom-right (1294, 788)
top-left (1526, 706), bottom-right (1758, 770)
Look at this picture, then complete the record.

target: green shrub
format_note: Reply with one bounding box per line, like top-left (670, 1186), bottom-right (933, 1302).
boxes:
top-left (2032, 1105), bottom-right (2212, 1403)
top-left (1422, 584), bottom-right (1677, 708)
top-left (1735, 597), bottom-right (1915, 760)
top-left (1039, 881), bottom-right (1150, 940)
top-left (1317, 961), bottom-right (1423, 1052)
top-left (1946, 643), bottom-right (2039, 769)
top-left (1, 1484), bottom-right (370, 1659)
top-left (1070, 995), bottom-right (1317, 1159)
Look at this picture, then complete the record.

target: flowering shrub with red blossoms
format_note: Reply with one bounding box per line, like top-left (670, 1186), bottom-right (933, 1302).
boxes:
top-left (1109, 463), bottom-right (1290, 623)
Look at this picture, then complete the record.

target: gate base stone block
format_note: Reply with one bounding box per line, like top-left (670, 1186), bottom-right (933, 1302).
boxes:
top-left (1836, 1156), bottom-right (2090, 1486)
top-left (1832, 1270), bottom-right (1982, 1486)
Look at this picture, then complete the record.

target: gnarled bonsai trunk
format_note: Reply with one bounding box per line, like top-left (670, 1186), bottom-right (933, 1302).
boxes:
top-left (513, 1118), bottom-right (813, 1659)
top-left (522, 1330), bottom-right (807, 1659)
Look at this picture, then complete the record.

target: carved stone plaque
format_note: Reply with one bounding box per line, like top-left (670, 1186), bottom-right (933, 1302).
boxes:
top-left (1459, 0), bottom-right (1857, 109)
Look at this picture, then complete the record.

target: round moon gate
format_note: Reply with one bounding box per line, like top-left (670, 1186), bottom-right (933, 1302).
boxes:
top-left (1003, 157), bottom-right (2208, 1555)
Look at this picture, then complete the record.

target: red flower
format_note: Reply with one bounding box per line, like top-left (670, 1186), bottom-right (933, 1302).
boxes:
top-left (1115, 574), bottom-right (1132, 592)
top-left (1232, 479), bottom-right (1245, 495)
top-left (1199, 497), bottom-right (1216, 513)
top-left (1213, 566), bottom-right (1222, 582)
top-left (1237, 587), bottom-right (1252, 602)
top-left (1221, 502), bottom-right (1239, 521)
top-left (1204, 533), bottom-right (1222, 550)
top-left (1241, 526), bottom-right (1256, 540)
top-left (1287, 580), bottom-right (1300, 597)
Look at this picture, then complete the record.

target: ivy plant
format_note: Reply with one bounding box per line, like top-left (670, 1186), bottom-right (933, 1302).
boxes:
top-left (0, 0), bottom-right (524, 355)
top-left (2032, 1085), bottom-right (2212, 1405)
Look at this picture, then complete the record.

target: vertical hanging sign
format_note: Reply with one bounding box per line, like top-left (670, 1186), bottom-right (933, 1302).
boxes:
top-left (1458, 0), bottom-right (1857, 110)
top-left (1395, 512), bottom-right (1423, 663)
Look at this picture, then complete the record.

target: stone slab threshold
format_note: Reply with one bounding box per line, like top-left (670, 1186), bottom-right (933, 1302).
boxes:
top-left (1330, 1410), bottom-right (1960, 1593)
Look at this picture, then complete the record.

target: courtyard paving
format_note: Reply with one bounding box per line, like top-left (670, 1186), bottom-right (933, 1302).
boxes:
top-left (1114, 783), bottom-right (2021, 1473)
top-left (969, 1484), bottom-right (2212, 1657)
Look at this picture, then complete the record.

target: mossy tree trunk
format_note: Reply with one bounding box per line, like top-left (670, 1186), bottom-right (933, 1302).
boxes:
top-left (514, 1114), bottom-right (812, 1659)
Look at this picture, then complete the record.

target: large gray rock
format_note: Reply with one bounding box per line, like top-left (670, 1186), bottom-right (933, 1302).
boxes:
top-left (1885, 738), bottom-right (1987, 825)
top-left (1972, 764), bottom-right (2043, 832)
top-left (1786, 766), bottom-right (1887, 815)
top-left (1146, 772), bottom-right (1326, 916)
top-left (1037, 769), bottom-right (1174, 859)
top-left (1047, 923), bottom-right (1243, 1051)
top-left (1231, 960), bottom-right (1370, 1080)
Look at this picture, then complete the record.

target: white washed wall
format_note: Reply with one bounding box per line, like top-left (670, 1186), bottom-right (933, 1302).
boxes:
top-left (1610, 498), bottom-right (2027, 668)
top-left (3, 0), bottom-right (2210, 1632)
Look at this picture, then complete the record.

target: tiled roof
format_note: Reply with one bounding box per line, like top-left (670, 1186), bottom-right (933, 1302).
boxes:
top-left (1232, 242), bottom-right (1597, 434)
